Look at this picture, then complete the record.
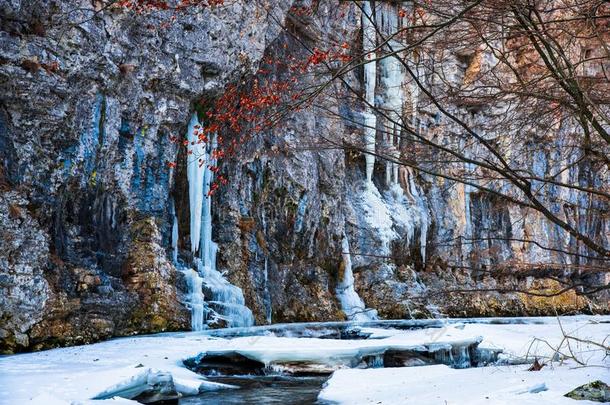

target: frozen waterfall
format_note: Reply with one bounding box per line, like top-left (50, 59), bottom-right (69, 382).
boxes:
top-left (181, 267), bottom-right (205, 331)
top-left (337, 233), bottom-right (378, 322)
top-left (181, 113), bottom-right (254, 329)
top-left (195, 259), bottom-right (254, 328)
top-left (379, 42), bottom-right (404, 186)
top-left (362, 1), bottom-right (377, 183)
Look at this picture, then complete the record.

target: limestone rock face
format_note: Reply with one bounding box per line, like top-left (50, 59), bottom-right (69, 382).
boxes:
top-left (0, 0), bottom-right (607, 352)
top-left (121, 218), bottom-right (189, 333)
top-left (0, 190), bottom-right (50, 353)
top-left (0, 0), bottom-right (293, 352)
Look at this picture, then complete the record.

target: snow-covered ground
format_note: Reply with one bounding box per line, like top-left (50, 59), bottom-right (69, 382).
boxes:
top-left (320, 317), bottom-right (610, 404)
top-left (318, 362), bottom-right (604, 405)
top-left (0, 316), bottom-right (607, 404)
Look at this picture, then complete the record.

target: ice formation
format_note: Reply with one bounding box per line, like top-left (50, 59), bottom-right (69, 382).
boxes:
top-left (186, 114), bottom-right (206, 254)
top-left (337, 233), bottom-right (378, 322)
top-left (362, 1), bottom-right (377, 183)
top-left (195, 258), bottom-right (254, 328)
top-left (356, 3), bottom-right (430, 262)
top-left (359, 181), bottom-right (398, 254)
top-left (406, 170), bottom-right (430, 262)
top-left (171, 199), bottom-right (178, 264)
top-left (379, 42), bottom-right (404, 186)
top-left (182, 113), bottom-right (254, 329)
top-left (263, 257), bottom-right (272, 324)
top-left (180, 266), bottom-right (205, 331)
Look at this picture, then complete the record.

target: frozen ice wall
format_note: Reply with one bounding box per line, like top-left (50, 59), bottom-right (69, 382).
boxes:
top-left (351, 2), bottom-right (430, 265)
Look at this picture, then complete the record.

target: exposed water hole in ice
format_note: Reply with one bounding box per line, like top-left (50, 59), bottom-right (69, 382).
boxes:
top-left (178, 376), bottom-right (332, 405)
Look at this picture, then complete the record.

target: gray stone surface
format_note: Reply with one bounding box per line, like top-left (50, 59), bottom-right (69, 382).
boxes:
top-left (0, 0), bottom-right (606, 352)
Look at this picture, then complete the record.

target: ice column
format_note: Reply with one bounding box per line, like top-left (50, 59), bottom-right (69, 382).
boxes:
top-left (362, 1), bottom-right (377, 183)
top-left (380, 47), bottom-right (405, 186)
top-left (337, 233), bottom-right (378, 322)
top-left (199, 133), bottom-right (217, 267)
top-left (261, 209), bottom-right (272, 324)
top-left (186, 114), bottom-right (206, 254)
top-left (407, 171), bottom-right (430, 263)
top-left (171, 200), bottom-right (178, 264)
top-left (263, 257), bottom-right (272, 324)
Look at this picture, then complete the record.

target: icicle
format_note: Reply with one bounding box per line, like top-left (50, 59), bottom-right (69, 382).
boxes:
top-left (363, 1), bottom-right (377, 104)
top-left (380, 41), bottom-right (405, 121)
top-left (408, 169), bottom-right (429, 263)
top-left (380, 36), bottom-right (405, 187)
top-left (186, 114), bottom-right (206, 254)
top-left (362, 1), bottom-right (377, 183)
top-left (263, 257), bottom-right (272, 324)
top-left (337, 233), bottom-right (378, 322)
top-left (392, 161), bottom-right (399, 184)
top-left (171, 200), bottom-right (178, 265)
top-left (385, 160), bottom-right (392, 186)
top-left (364, 113), bottom-right (377, 183)
top-left (462, 143), bottom-right (476, 261)
top-left (199, 134), bottom-right (217, 268)
top-left (261, 208), bottom-right (272, 324)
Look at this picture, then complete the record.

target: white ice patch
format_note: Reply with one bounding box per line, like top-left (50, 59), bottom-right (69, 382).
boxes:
top-left (357, 181), bottom-right (398, 254)
top-left (337, 234), bottom-right (378, 322)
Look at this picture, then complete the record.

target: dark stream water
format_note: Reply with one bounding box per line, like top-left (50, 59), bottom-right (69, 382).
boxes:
top-left (178, 375), bottom-right (331, 404)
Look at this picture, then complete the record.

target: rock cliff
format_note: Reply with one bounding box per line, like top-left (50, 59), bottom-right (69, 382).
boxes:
top-left (0, 0), bottom-right (607, 353)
